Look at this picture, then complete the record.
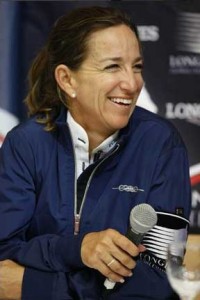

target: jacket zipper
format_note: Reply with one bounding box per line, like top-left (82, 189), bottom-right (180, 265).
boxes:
top-left (74, 143), bottom-right (120, 235)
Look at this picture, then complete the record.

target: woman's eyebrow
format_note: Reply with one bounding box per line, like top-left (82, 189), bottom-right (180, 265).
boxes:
top-left (99, 56), bottom-right (143, 63)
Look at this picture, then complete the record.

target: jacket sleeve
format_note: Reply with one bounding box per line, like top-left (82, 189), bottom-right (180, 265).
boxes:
top-left (0, 129), bottom-right (85, 273)
top-left (134, 128), bottom-right (191, 299)
top-left (145, 128), bottom-right (191, 248)
top-left (110, 127), bottom-right (191, 300)
top-left (147, 131), bottom-right (191, 218)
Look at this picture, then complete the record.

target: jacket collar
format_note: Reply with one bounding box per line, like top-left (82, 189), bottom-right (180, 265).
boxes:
top-left (55, 105), bottom-right (140, 145)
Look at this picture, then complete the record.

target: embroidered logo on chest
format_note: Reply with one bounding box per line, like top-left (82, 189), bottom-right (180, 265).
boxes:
top-left (112, 185), bottom-right (144, 193)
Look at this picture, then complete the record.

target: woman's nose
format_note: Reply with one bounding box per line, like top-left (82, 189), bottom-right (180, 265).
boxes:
top-left (119, 70), bottom-right (142, 93)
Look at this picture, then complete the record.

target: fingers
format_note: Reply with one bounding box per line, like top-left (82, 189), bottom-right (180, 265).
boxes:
top-left (103, 256), bottom-right (133, 283)
top-left (107, 259), bottom-right (116, 267)
top-left (100, 258), bottom-right (130, 283)
top-left (109, 245), bottom-right (137, 270)
top-left (89, 254), bottom-right (132, 283)
top-left (113, 233), bottom-right (140, 257)
top-left (101, 241), bottom-right (136, 272)
top-left (81, 229), bottom-right (143, 283)
top-left (138, 244), bottom-right (146, 252)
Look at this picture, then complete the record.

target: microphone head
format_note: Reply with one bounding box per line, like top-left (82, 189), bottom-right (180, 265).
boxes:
top-left (130, 203), bottom-right (157, 234)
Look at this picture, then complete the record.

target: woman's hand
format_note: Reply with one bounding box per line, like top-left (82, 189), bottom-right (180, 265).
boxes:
top-left (81, 229), bottom-right (145, 284)
top-left (0, 260), bottom-right (24, 300)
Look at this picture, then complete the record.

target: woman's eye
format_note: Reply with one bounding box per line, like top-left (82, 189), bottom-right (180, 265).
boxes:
top-left (134, 63), bottom-right (143, 72)
top-left (104, 64), bottom-right (119, 71)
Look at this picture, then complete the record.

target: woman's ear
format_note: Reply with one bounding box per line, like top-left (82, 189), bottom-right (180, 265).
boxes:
top-left (54, 64), bottom-right (76, 98)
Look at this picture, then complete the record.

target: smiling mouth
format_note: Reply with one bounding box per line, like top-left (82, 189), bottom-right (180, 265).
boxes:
top-left (109, 97), bottom-right (132, 106)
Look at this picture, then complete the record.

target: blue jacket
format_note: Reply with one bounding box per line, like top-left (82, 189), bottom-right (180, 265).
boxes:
top-left (0, 106), bottom-right (191, 299)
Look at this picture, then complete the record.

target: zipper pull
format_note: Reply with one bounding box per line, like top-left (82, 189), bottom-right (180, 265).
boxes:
top-left (74, 214), bottom-right (80, 235)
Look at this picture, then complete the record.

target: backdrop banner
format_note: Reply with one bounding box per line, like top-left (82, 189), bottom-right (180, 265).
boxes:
top-left (0, 0), bottom-right (199, 233)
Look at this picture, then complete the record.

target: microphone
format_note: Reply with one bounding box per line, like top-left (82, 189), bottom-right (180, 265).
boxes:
top-left (104, 203), bottom-right (157, 290)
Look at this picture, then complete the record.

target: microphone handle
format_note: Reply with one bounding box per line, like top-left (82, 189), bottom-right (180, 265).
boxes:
top-left (126, 227), bottom-right (144, 246)
top-left (104, 228), bottom-right (144, 290)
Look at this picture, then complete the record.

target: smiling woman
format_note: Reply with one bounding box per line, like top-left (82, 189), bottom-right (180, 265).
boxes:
top-left (54, 24), bottom-right (143, 147)
top-left (0, 5), bottom-right (191, 300)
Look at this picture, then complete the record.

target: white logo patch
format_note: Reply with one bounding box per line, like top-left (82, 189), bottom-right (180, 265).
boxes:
top-left (112, 185), bottom-right (144, 193)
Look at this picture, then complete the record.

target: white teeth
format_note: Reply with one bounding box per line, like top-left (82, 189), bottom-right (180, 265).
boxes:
top-left (111, 98), bottom-right (132, 105)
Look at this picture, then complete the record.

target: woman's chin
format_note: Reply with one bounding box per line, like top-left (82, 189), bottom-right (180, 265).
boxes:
top-left (109, 118), bottom-right (130, 131)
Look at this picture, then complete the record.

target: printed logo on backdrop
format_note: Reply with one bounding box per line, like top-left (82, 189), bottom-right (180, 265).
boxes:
top-left (176, 12), bottom-right (200, 55)
top-left (190, 163), bottom-right (200, 231)
top-left (137, 25), bottom-right (159, 42)
top-left (0, 108), bottom-right (19, 147)
top-left (169, 55), bottom-right (200, 74)
top-left (165, 102), bottom-right (200, 126)
top-left (169, 12), bottom-right (200, 75)
top-left (169, 12), bottom-right (200, 74)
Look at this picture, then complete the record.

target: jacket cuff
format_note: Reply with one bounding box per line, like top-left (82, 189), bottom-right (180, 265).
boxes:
top-left (54, 233), bottom-right (85, 270)
top-left (22, 268), bottom-right (56, 300)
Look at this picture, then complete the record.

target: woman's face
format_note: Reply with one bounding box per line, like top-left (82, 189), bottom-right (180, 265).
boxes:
top-left (70, 24), bottom-right (144, 137)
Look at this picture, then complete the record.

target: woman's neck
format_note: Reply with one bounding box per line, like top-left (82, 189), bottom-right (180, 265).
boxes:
top-left (87, 130), bottom-right (110, 154)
